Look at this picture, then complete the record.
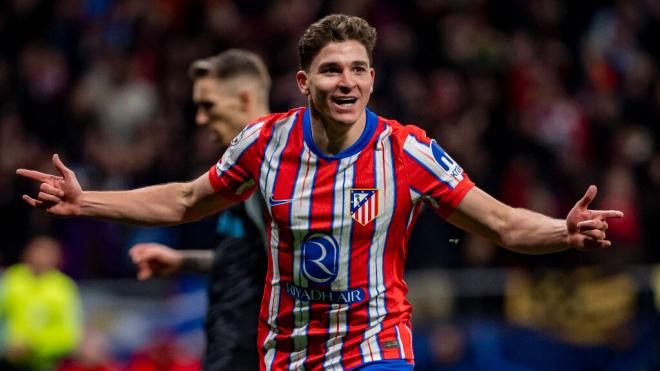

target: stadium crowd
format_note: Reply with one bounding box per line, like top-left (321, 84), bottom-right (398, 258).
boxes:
top-left (1, 0), bottom-right (660, 370)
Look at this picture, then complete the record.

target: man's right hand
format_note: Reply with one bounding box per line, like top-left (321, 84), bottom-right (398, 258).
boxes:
top-left (129, 243), bottom-right (184, 280)
top-left (16, 154), bottom-right (83, 217)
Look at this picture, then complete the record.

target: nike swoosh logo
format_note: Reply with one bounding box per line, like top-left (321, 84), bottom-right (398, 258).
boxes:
top-left (268, 195), bottom-right (295, 206)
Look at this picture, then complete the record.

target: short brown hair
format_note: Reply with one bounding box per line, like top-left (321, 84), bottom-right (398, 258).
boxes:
top-left (188, 49), bottom-right (271, 93)
top-left (298, 14), bottom-right (377, 71)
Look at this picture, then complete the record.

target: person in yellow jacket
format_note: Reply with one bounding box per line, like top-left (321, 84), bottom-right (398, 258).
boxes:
top-left (0, 236), bottom-right (82, 371)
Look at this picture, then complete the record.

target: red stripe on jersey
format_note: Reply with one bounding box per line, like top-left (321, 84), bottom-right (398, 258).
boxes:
top-left (397, 322), bottom-right (415, 361)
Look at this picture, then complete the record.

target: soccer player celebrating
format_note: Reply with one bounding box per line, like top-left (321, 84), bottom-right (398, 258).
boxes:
top-left (18, 14), bottom-right (622, 371)
top-left (128, 49), bottom-right (270, 371)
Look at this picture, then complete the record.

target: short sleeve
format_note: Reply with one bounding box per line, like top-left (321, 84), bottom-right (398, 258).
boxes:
top-left (208, 122), bottom-right (264, 202)
top-left (402, 132), bottom-right (475, 218)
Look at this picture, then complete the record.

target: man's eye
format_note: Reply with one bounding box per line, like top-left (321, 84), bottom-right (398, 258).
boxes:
top-left (197, 102), bottom-right (214, 110)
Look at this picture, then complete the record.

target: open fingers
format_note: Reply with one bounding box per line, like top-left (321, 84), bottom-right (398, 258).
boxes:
top-left (581, 229), bottom-right (606, 240)
top-left (578, 239), bottom-right (612, 251)
top-left (21, 194), bottom-right (43, 208)
top-left (585, 238), bottom-right (612, 249)
top-left (129, 244), bottom-right (148, 256)
top-left (21, 194), bottom-right (58, 211)
top-left (128, 247), bottom-right (142, 263)
top-left (52, 154), bottom-right (73, 179)
top-left (136, 262), bottom-right (153, 280)
top-left (591, 209), bottom-right (624, 220)
top-left (130, 245), bottom-right (164, 265)
top-left (16, 169), bottom-right (54, 183)
top-left (577, 219), bottom-right (608, 232)
top-left (40, 182), bottom-right (64, 197)
top-left (37, 191), bottom-right (62, 204)
top-left (576, 185), bottom-right (597, 209)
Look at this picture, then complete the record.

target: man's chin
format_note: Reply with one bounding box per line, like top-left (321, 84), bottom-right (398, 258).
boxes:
top-left (330, 111), bottom-right (363, 126)
top-left (208, 132), bottom-right (223, 144)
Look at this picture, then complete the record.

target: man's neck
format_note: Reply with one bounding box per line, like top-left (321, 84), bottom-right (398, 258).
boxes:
top-left (309, 105), bottom-right (366, 156)
top-left (251, 105), bottom-right (270, 120)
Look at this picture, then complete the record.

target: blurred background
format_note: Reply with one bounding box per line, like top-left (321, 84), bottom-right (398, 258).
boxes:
top-left (1, 0), bottom-right (660, 370)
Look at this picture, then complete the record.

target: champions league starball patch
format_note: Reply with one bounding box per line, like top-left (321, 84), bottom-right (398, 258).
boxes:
top-left (229, 126), bottom-right (247, 147)
top-left (350, 189), bottom-right (379, 226)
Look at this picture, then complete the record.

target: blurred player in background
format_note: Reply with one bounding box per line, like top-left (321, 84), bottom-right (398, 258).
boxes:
top-left (128, 49), bottom-right (270, 371)
top-left (0, 236), bottom-right (82, 371)
top-left (17, 14), bottom-right (622, 370)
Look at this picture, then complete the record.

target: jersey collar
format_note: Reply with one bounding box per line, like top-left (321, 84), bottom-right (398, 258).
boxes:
top-left (302, 107), bottom-right (378, 161)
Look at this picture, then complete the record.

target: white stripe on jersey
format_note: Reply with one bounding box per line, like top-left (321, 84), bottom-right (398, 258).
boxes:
top-left (264, 224), bottom-right (280, 371)
top-left (402, 135), bottom-right (461, 190)
top-left (264, 346), bottom-right (276, 371)
top-left (395, 325), bottom-right (405, 359)
top-left (216, 121), bottom-right (264, 176)
top-left (323, 154), bottom-right (360, 370)
top-left (360, 333), bottom-right (383, 363)
top-left (410, 187), bottom-right (422, 204)
top-left (288, 144), bottom-right (318, 369)
top-left (405, 202), bottom-right (421, 232)
top-left (259, 113), bottom-right (297, 370)
top-left (362, 125), bottom-right (395, 361)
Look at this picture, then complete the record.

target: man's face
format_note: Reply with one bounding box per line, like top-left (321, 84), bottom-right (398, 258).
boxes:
top-left (192, 77), bottom-right (247, 147)
top-left (24, 237), bottom-right (62, 274)
top-left (297, 40), bottom-right (375, 126)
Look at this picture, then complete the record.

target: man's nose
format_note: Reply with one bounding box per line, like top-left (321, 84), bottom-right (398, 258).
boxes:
top-left (196, 111), bottom-right (208, 125)
top-left (338, 70), bottom-right (357, 89)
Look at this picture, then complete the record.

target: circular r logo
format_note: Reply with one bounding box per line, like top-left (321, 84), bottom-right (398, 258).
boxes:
top-left (301, 233), bottom-right (339, 285)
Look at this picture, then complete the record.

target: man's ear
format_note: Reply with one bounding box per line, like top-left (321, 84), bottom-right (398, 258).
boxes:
top-left (296, 70), bottom-right (310, 95)
top-left (369, 68), bottom-right (375, 94)
top-left (238, 90), bottom-right (251, 113)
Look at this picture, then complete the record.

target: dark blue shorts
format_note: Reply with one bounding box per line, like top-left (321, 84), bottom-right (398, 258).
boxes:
top-left (350, 360), bottom-right (414, 370)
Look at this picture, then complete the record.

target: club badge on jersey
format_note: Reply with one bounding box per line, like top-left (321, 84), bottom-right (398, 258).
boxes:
top-left (350, 189), bottom-right (379, 226)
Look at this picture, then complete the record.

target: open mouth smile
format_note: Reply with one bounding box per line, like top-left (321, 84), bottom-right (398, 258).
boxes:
top-left (331, 96), bottom-right (358, 108)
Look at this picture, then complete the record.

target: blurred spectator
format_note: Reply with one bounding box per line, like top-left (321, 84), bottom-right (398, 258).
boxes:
top-left (56, 328), bottom-right (121, 371)
top-left (600, 164), bottom-right (641, 250)
top-left (0, 236), bottom-right (82, 371)
top-left (414, 322), bottom-right (534, 371)
top-left (124, 334), bottom-right (199, 371)
top-left (505, 267), bottom-right (635, 345)
top-left (504, 266), bottom-right (656, 370)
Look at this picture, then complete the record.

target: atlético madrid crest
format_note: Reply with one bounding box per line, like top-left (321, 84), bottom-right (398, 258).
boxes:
top-left (350, 189), bottom-right (379, 226)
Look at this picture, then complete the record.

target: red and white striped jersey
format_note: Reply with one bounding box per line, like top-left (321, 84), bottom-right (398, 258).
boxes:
top-left (208, 107), bottom-right (474, 370)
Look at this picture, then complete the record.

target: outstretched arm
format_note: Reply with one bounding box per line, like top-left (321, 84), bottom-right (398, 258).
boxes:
top-left (16, 154), bottom-right (236, 226)
top-left (129, 243), bottom-right (215, 279)
top-left (447, 185), bottom-right (623, 254)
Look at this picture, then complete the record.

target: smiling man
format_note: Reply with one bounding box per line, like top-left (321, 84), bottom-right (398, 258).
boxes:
top-left (18, 14), bottom-right (622, 371)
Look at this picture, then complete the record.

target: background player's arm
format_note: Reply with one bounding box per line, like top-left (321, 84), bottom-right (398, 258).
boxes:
top-left (17, 154), bottom-right (236, 226)
top-left (447, 185), bottom-right (623, 254)
top-left (129, 243), bottom-right (214, 280)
